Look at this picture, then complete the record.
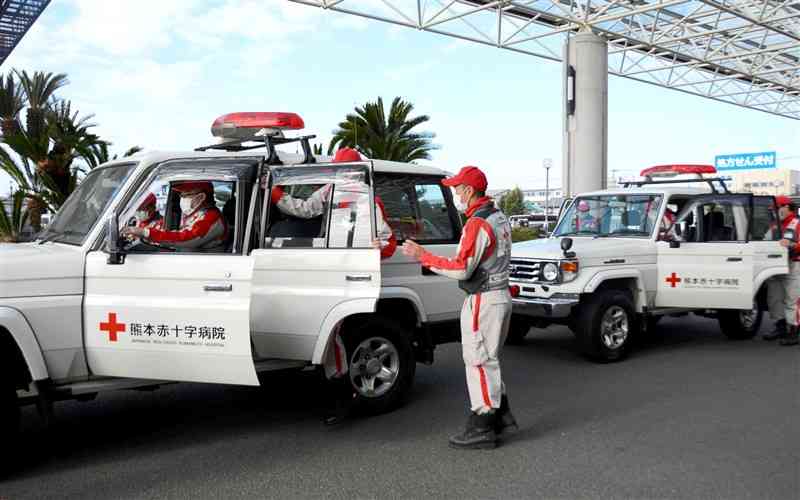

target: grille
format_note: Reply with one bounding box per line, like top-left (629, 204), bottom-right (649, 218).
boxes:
top-left (509, 259), bottom-right (542, 282)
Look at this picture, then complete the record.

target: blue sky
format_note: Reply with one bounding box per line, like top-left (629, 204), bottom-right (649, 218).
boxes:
top-left (2, 0), bottom-right (797, 193)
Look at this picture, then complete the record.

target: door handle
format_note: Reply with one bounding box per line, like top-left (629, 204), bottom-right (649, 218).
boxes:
top-left (768, 254), bottom-right (783, 259)
top-left (346, 274), bottom-right (373, 282)
top-left (204, 283), bottom-right (233, 292)
top-left (726, 257), bottom-right (742, 262)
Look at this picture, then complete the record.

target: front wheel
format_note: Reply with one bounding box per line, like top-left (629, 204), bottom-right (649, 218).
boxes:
top-left (575, 291), bottom-right (637, 362)
top-left (0, 370), bottom-right (20, 473)
top-left (718, 305), bottom-right (762, 340)
top-left (343, 316), bottom-right (416, 416)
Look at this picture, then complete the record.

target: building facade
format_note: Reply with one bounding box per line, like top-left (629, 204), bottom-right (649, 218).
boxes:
top-left (728, 169), bottom-right (800, 196)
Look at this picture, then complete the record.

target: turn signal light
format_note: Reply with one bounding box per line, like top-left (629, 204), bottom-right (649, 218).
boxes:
top-left (560, 261), bottom-right (579, 273)
top-left (509, 285), bottom-right (521, 298)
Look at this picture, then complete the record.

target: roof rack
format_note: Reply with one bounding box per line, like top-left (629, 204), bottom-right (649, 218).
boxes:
top-left (195, 133), bottom-right (317, 165)
top-left (621, 176), bottom-right (730, 194)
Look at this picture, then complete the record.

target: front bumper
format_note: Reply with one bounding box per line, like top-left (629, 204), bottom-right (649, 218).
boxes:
top-left (512, 294), bottom-right (579, 319)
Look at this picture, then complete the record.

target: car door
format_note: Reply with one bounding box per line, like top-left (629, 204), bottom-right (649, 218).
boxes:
top-left (84, 158), bottom-right (261, 386)
top-left (656, 194), bottom-right (754, 309)
top-left (248, 162), bottom-right (381, 361)
top-left (749, 195), bottom-right (789, 287)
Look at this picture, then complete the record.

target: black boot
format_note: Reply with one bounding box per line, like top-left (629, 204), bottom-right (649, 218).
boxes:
top-left (763, 319), bottom-right (787, 341)
top-left (449, 412), bottom-right (498, 450)
top-left (323, 376), bottom-right (355, 426)
top-left (779, 325), bottom-right (798, 346)
top-left (495, 395), bottom-right (519, 436)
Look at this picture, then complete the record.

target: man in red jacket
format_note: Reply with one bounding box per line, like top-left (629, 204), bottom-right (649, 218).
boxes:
top-left (402, 165), bottom-right (517, 449)
top-left (124, 181), bottom-right (227, 252)
top-left (764, 195), bottom-right (800, 345)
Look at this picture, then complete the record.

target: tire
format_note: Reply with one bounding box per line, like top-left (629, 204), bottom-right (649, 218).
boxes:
top-left (343, 316), bottom-right (416, 416)
top-left (0, 369), bottom-right (20, 473)
top-left (718, 305), bottom-right (762, 340)
top-left (575, 290), bottom-right (637, 362)
top-left (505, 316), bottom-right (531, 345)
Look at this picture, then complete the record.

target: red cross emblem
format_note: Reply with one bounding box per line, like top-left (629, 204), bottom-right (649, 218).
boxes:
top-left (665, 272), bottom-right (682, 288)
top-left (100, 312), bottom-right (126, 342)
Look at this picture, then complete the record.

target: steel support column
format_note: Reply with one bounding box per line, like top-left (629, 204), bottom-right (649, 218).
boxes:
top-left (563, 30), bottom-right (608, 197)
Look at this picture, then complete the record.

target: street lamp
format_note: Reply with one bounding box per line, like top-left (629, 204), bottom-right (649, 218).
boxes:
top-left (543, 158), bottom-right (552, 234)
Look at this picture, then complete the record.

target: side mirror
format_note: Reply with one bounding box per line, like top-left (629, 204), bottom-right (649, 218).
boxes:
top-left (107, 216), bottom-right (125, 265)
top-left (669, 240), bottom-right (681, 249)
top-left (561, 237), bottom-right (576, 259)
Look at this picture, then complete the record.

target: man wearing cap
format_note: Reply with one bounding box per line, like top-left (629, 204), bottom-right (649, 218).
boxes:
top-left (134, 193), bottom-right (163, 232)
top-left (123, 181), bottom-right (227, 252)
top-left (269, 147), bottom-right (397, 259)
top-left (764, 195), bottom-right (800, 345)
top-left (402, 166), bottom-right (517, 449)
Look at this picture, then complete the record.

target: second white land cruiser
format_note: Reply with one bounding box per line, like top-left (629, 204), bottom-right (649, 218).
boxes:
top-left (508, 165), bottom-right (789, 362)
top-left (0, 112), bottom-right (466, 452)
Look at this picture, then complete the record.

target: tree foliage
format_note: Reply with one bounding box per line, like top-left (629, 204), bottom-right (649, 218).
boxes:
top-left (500, 186), bottom-right (526, 216)
top-left (328, 97), bottom-right (437, 162)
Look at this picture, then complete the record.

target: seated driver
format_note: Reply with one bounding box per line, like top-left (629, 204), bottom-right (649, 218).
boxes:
top-left (575, 200), bottom-right (598, 231)
top-left (658, 209), bottom-right (677, 241)
top-left (270, 147), bottom-right (397, 259)
top-left (123, 181), bottom-right (227, 252)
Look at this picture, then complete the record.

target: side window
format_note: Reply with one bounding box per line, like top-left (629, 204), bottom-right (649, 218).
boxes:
top-left (376, 174), bottom-right (460, 243)
top-left (121, 178), bottom-right (237, 254)
top-left (752, 196), bottom-right (780, 241)
top-left (700, 203), bottom-right (741, 242)
top-left (263, 165), bottom-right (374, 250)
top-left (264, 183), bottom-right (329, 248)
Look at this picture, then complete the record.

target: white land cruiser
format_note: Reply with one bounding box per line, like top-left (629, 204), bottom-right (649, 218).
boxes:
top-left (508, 165), bottom-right (789, 362)
top-left (0, 112), bottom-right (465, 447)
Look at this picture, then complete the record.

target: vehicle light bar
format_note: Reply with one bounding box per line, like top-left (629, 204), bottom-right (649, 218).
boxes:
top-left (640, 164), bottom-right (717, 178)
top-left (211, 112), bottom-right (305, 139)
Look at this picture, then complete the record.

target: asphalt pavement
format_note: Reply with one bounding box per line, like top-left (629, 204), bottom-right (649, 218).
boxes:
top-left (3, 316), bottom-right (799, 500)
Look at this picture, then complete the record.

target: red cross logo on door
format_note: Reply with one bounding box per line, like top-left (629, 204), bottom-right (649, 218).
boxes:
top-left (100, 312), bottom-right (126, 342)
top-left (665, 272), bottom-right (682, 288)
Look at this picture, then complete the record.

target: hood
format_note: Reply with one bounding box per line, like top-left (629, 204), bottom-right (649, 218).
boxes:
top-left (512, 236), bottom-right (657, 267)
top-left (0, 243), bottom-right (85, 299)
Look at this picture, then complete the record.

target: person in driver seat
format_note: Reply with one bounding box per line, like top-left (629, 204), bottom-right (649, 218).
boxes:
top-left (269, 147), bottom-right (397, 259)
top-left (123, 181), bottom-right (227, 252)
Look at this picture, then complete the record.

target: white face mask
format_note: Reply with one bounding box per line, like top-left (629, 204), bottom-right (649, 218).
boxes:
top-left (180, 193), bottom-right (202, 215)
top-left (451, 187), bottom-right (467, 212)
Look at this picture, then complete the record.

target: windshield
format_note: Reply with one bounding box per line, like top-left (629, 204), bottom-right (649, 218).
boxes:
top-left (553, 194), bottom-right (662, 238)
top-left (38, 163), bottom-right (136, 245)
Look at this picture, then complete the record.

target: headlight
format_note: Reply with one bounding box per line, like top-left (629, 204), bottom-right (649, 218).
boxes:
top-left (542, 262), bottom-right (559, 281)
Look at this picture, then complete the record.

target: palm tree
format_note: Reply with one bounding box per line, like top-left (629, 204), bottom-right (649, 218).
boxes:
top-left (328, 97), bottom-right (437, 162)
top-left (0, 190), bottom-right (30, 242)
top-left (0, 70), bottom-right (108, 230)
top-left (0, 73), bottom-right (23, 136)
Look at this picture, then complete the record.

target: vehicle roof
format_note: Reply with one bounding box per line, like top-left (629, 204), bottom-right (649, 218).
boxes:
top-left (576, 185), bottom-right (714, 197)
top-left (115, 149), bottom-right (451, 177)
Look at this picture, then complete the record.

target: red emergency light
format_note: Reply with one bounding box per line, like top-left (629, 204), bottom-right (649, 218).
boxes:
top-left (640, 164), bottom-right (717, 178)
top-left (211, 112), bottom-right (305, 140)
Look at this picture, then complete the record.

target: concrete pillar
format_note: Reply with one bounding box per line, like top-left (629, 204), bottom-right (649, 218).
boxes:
top-left (562, 29), bottom-right (608, 197)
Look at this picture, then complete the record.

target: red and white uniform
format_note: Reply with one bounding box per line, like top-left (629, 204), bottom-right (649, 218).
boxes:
top-left (768, 212), bottom-right (800, 326)
top-left (271, 184), bottom-right (397, 259)
top-left (144, 206), bottom-right (227, 252)
top-left (419, 196), bottom-right (513, 413)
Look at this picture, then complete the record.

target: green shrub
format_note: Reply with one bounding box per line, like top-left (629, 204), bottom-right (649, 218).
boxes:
top-left (511, 227), bottom-right (539, 242)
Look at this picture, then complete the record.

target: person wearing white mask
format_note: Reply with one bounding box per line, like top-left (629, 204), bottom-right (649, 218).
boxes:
top-left (402, 165), bottom-right (517, 449)
top-left (123, 181), bottom-right (227, 252)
